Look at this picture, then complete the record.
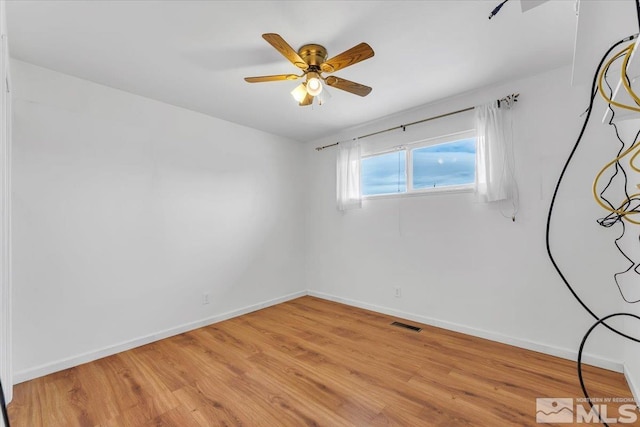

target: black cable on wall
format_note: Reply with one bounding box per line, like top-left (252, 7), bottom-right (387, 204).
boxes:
top-left (0, 377), bottom-right (9, 427)
top-left (545, 32), bottom-right (640, 427)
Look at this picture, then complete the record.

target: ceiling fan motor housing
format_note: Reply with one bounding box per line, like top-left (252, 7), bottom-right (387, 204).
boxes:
top-left (298, 44), bottom-right (328, 68)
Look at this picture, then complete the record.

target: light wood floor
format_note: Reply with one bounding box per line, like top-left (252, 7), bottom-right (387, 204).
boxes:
top-left (7, 296), bottom-right (637, 426)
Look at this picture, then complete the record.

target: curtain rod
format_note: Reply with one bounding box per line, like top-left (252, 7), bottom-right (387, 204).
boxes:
top-left (315, 93), bottom-right (519, 151)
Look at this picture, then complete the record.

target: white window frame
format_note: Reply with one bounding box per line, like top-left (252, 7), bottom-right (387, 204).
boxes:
top-left (362, 130), bottom-right (476, 199)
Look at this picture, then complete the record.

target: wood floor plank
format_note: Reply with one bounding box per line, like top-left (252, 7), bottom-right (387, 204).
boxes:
top-left (7, 296), bottom-right (637, 426)
top-left (141, 405), bottom-right (202, 427)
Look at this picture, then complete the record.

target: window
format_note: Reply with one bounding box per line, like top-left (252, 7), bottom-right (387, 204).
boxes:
top-left (361, 150), bottom-right (406, 196)
top-left (411, 138), bottom-right (476, 190)
top-left (362, 132), bottom-right (476, 197)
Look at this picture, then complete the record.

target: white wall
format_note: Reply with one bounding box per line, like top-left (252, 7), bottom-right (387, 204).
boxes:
top-left (0, 0), bottom-right (10, 417)
top-left (305, 64), bottom-right (637, 373)
top-left (11, 60), bottom-right (307, 382)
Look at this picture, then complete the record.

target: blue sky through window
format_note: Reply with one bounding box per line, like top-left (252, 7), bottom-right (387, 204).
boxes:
top-left (412, 138), bottom-right (476, 189)
top-left (361, 150), bottom-right (406, 196)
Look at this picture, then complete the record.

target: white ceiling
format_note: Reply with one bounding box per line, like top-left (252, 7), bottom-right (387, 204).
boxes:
top-left (6, 0), bottom-right (578, 142)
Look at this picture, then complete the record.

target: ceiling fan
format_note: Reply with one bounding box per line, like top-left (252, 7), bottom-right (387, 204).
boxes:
top-left (244, 33), bottom-right (375, 106)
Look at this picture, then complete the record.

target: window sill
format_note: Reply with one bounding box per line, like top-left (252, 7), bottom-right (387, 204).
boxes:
top-left (362, 184), bottom-right (475, 200)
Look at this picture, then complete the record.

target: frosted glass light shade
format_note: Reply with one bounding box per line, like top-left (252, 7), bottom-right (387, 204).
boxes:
top-left (315, 85), bottom-right (331, 105)
top-left (306, 76), bottom-right (323, 96)
top-left (291, 83), bottom-right (307, 102)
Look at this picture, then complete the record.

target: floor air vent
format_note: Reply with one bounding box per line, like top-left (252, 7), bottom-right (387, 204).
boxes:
top-left (390, 321), bottom-right (422, 332)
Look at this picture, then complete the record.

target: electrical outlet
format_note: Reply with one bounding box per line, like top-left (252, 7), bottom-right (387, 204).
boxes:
top-left (202, 292), bottom-right (210, 305)
top-left (394, 287), bottom-right (401, 298)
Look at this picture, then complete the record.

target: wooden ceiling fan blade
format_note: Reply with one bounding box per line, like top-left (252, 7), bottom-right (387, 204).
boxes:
top-left (299, 92), bottom-right (314, 106)
top-left (320, 42), bottom-right (374, 73)
top-left (325, 76), bottom-right (372, 97)
top-left (262, 33), bottom-right (308, 70)
top-left (244, 74), bottom-right (299, 83)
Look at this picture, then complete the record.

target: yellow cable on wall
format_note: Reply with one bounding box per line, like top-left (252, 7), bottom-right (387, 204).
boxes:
top-left (593, 41), bottom-right (640, 224)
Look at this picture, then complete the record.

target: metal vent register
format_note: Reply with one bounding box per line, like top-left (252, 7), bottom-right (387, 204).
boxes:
top-left (390, 321), bottom-right (422, 332)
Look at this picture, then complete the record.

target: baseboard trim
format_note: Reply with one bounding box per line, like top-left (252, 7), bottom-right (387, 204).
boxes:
top-left (624, 364), bottom-right (640, 406)
top-left (15, 289), bottom-right (627, 384)
top-left (13, 290), bottom-right (307, 384)
top-left (308, 291), bottom-right (624, 373)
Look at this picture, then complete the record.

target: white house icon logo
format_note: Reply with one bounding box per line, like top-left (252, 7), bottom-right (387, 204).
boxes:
top-left (536, 398), bottom-right (574, 423)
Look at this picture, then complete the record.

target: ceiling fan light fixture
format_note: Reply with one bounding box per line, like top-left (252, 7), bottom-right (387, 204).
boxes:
top-left (306, 72), bottom-right (323, 96)
top-left (246, 34), bottom-right (374, 106)
top-left (291, 83), bottom-right (307, 103)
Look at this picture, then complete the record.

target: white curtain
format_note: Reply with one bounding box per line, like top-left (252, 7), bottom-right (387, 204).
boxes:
top-left (336, 140), bottom-right (362, 211)
top-left (475, 100), bottom-right (517, 211)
